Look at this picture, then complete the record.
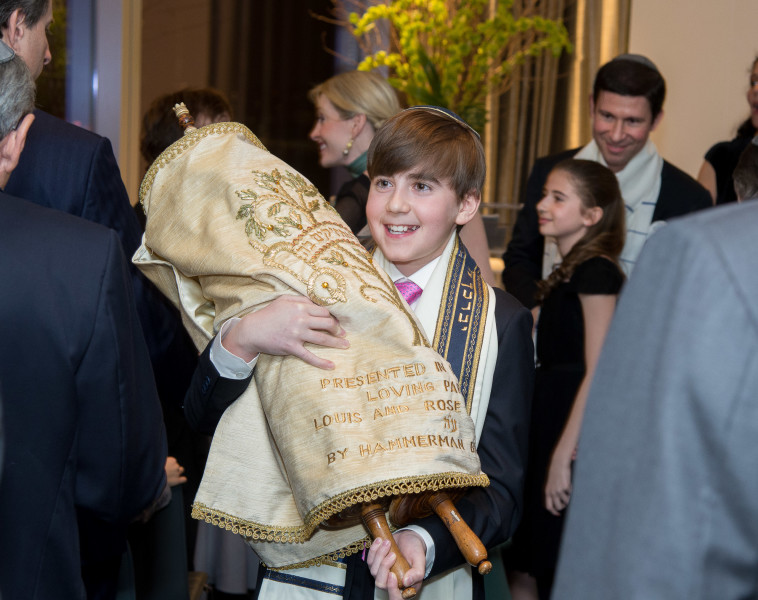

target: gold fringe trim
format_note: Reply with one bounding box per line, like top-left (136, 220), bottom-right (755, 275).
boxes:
top-left (139, 122), bottom-right (267, 207)
top-left (302, 471), bottom-right (489, 532)
top-left (192, 471), bottom-right (489, 545)
top-left (191, 503), bottom-right (307, 544)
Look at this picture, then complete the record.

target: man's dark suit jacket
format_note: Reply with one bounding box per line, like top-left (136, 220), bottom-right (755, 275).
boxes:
top-left (4, 111), bottom-right (201, 545)
top-left (502, 147), bottom-right (713, 307)
top-left (6, 110), bottom-right (142, 259)
top-left (184, 288), bottom-right (534, 600)
top-left (5, 110), bottom-right (196, 405)
top-left (0, 193), bottom-right (168, 600)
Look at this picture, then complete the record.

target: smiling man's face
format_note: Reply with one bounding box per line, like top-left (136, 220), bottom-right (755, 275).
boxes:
top-left (590, 90), bottom-right (662, 173)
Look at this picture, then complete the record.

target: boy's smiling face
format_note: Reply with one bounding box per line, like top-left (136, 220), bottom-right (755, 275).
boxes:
top-left (367, 169), bottom-right (479, 277)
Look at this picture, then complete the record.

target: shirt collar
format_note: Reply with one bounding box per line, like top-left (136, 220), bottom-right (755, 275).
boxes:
top-left (384, 255), bottom-right (441, 290)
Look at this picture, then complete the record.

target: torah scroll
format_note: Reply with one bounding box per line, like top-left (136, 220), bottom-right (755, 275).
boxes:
top-left (134, 122), bottom-right (489, 569)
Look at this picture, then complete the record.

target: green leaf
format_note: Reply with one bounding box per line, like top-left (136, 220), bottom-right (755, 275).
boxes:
top-left (416, 45), bottom-right (442, 100)
top-left (335, 0), bottom-right (573, 128)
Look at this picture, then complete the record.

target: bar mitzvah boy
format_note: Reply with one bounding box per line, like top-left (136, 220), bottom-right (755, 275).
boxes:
top-left (183, 107), bottom-right (534, 600)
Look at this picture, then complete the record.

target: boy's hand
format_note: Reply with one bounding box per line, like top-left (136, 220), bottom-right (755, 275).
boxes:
top-left (222, 295), bottom-right (349, 369)
top-left (367, 532), bottom-right (426, 599)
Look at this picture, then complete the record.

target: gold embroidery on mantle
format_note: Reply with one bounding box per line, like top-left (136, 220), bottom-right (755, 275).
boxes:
top-left (235, 168), bottom-right (427, 345)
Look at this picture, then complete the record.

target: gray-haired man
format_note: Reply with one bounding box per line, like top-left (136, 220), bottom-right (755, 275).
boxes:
top-left (0, 43), bottom-right (167, 600)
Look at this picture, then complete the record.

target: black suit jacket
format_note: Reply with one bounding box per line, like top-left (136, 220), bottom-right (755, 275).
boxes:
top-left (5, 110), bottom-right (196, 406)
top-left (0, 193), bottom-right (167, 600)
top-left (184, 289), bottom-right (534, 600)
top-left (4, 111), bottom-right (200, 526)
top-left (6, 110), bottom-right (142, 254)
top-left (502, 147), bottom-right (713, 307)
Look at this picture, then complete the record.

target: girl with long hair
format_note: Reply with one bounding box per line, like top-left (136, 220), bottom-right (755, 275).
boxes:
top-left (509, 159), bottom-right (626, 599)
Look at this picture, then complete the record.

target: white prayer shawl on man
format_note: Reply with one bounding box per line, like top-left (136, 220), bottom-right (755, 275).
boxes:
top-left (542, 138), bottom-right (664, 278)
top-left (132, 122), bottom-right (489, 570)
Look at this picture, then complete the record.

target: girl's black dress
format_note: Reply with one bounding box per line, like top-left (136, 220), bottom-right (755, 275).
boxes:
top-left (511, 255), bottom-right (624, 594)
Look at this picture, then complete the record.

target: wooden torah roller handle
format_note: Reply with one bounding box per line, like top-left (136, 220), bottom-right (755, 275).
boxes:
top-left (361, 503), bottom-right (417, 599)
top-left (321, 499), bottom-right (389, 530)
top-left (172, 102), bottom-right (197, 132)
top-left (390, 491), bottom-right (492, 575)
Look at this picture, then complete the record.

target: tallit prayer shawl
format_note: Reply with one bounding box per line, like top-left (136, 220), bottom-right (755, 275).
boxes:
top-left (133, 122), bottom-right (489, 569)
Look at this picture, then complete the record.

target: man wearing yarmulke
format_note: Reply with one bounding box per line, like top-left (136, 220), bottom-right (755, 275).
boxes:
top-left (503, 54), bottom-right (712, 309)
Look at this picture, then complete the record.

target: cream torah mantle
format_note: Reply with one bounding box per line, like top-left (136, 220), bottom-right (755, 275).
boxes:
top-left (133, 103), bottom-right (493, 598)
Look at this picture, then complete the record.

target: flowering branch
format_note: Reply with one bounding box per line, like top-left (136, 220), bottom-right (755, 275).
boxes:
top-left (323, 0), bottom-right (572, 133)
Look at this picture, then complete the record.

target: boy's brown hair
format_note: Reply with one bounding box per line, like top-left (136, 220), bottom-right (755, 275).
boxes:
top-left (367, 107), bottom-right (485, 200)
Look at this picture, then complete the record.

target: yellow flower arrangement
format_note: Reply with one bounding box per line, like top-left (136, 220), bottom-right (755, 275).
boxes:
top-left (326, 0), bottom-right (572, 133)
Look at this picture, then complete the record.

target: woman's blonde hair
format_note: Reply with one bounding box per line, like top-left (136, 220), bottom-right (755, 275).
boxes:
top-left (308, 70), bottom-right (401, 131)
